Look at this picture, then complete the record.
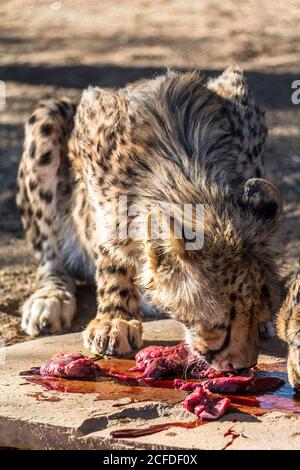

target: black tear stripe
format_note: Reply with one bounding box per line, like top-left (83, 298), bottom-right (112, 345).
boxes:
top-left (204, 326), bottom-right (231, 363)
top-left (285, 307), bottom-right (293, 340)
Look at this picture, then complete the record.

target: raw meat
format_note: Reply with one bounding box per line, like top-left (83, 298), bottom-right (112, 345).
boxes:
top-left (132, 342), bottom-right (284, 393)
top-left (131, 342), bottom-right (225, 379)
top-left (182, 386), bottom-right (231, 420)
top-left (36, 345), bottom-right (284, 423)
top-left (243, 376), bottom-right (285, 393)
top-left (178, 374), bottom-right (284, 419)
top-left (174, 374), bottom-right (284, 394)
top-left (39, 352), bottom-right (99, 378)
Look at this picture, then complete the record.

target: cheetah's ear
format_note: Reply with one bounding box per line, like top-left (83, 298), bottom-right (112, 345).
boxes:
top-left (240, 178), bottom-right (282, 223)
top-left (207, 66), bottom-right (250, 104)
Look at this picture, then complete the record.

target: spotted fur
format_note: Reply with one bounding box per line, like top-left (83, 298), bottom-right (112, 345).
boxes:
top-left (16, 68), bottom-right (282, 368)
top-left (277, 270), bottom-right (300, 388)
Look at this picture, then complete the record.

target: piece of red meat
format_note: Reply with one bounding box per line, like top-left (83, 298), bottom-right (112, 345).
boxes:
top-left (173, 379), bottom-right (200, 391)
top-left (130, 343), bottom-right (188, 377)
top-left (203, 375), bottom-right (254, 394)
top-left (204, 375), bottom-right (285, 394)
top-left (131, 345), bottom-right (167, 371)
top-left (180, 372), bottom-right (284, 420)
top-left (40, 352), bottom-right (99, 378)
top-left (244, 376), bottom-right (285, 393)
top-left (182, 385), bottom-right (231, 420)
top-left (131, 342), bottom-right (224, 379)
top-left (175, 374), bottom-right (284, 395)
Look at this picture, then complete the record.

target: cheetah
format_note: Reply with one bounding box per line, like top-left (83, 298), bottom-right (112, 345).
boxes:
top-left (277, 270), bottom-right (300, 389)
top-left (16, 67), bottom-right (283, 371)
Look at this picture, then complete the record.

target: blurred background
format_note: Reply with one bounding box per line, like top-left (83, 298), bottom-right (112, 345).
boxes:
top-left (0, 0), bottom-right (299, 345)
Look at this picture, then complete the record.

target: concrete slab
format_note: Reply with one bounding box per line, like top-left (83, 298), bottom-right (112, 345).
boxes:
top-left (0, 319), bottom-right (299, 450)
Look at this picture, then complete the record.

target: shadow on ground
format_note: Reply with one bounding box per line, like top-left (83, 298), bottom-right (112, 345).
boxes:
top-left (0, 63), bottom-right (298, 109)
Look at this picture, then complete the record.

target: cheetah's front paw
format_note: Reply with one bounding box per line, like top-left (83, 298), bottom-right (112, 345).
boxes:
top-left (287, 326), bottom-right (300, 390)
top-left (21, 287), bottom-right (76, 336)
top-left (83, 314), bottom-right (143, 356)
top-left (287, 345), bottom-right (300, 390)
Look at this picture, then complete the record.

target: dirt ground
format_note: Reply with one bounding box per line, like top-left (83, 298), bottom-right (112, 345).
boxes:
top-left (0, 0), bottom-right (299, 346)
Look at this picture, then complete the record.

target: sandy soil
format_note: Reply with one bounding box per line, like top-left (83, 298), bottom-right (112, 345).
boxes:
top-left (0, 0), bottom-right (299, 345)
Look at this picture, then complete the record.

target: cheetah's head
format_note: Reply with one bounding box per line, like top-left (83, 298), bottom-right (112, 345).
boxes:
top-left (141, 178), bottom-right (282, 372)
